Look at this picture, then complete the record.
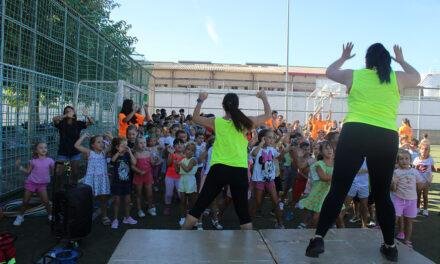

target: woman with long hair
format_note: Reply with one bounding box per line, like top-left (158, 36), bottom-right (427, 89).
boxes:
top-left (182, 90), bottom-right (272, 230)
top-left (118, 99), bottom-right (150, 137)
top-left (306, 43), bottom-right (420, 262)
top-left (53, 105), bottom-right (93, 185)
top-left (398, 118), bottom-right (413, 141)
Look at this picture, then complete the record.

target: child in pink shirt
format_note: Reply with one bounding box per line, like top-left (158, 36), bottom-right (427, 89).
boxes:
top-left (391, 149), bottom-right (423, 247)
top-left (14, 142), bottom-right (55, 226)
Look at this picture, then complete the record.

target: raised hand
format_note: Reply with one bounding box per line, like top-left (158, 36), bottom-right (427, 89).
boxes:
top-left (341, 42), bottom-right (355, 61)
top-left (104, 131), bottom-right (113, 139)
top-left (198, 92), bottom-right (208, 102)
top-left (256, 89), bottom-right (267, 100)
top-left (392, 45), bottom-right (404, 64)
top-left (15, 159), bottom-right (21, 168)
top-left (167, 145), bottom-right (175, 154)
top-left (82, 107), bottom-right (89, 116)
top-left (81, 132), bottom-right (91, 139)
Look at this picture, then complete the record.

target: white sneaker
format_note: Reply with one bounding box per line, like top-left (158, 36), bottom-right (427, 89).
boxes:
top-left (196, 222), bottom-right (203, 230)
top-left (203, 209), bottom-right (211, 216)
top-left (423, 209), bottom-right (429, 217)
top-left (138, 210), bottom-right (146, 218)
top-left (211, 219), bottom-right (223, 230)
top-left (297, 223), bottom-right (306, 229)
top-left (279, 202), bottom-right (285, 210)
top-left (48, 215), bottom-right (53, 222)
top-left (13, 215), bottom-right (24, 226)
top-left (148, 207), bottom-right (157, 216)
top-left (179, 217), bottom-right (186, 227)
top-left (367, 221), bottom-right (376, 228)
top-left (275, 223), bottom-right (285, 229)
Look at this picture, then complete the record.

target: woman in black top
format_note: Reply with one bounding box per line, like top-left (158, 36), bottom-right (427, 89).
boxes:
top-left (53, 106), bottom-right (93, 184)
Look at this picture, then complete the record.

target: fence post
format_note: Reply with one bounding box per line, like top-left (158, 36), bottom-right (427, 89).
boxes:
top-left (73, 83), bottom-right (79, 108)
top-left (0, 0), bottom-right (6, 191)
top-left (417, 88), bottom-right (421, 139)
top-left (115, 80), bottom-right (124, 125)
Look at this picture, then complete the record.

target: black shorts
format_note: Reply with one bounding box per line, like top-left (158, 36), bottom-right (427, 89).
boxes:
top-left (111, 183), bottom-right (131, 196)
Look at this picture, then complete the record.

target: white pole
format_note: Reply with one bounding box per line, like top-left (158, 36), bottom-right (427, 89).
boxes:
top-left (417, 88), bottom-right (421, 139)
top-left (284, 0), bottom-right (290, 119)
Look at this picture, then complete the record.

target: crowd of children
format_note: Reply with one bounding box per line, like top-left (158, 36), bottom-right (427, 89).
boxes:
top-left (11, 103), bottom-right (437, 247)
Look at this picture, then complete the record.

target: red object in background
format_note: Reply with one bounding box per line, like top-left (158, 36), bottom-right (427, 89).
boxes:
top-left (246, 132), bottom-right (252, 141)
top-left (0, 232), bottom-right (16, 263)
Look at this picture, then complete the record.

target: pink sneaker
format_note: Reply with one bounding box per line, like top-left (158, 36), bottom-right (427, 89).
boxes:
top-left (396, 231), bottom-right (405, 240)
top-left (123, 216), bottom-right (138, 225)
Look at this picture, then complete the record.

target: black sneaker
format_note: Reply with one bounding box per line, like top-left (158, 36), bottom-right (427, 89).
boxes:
top-left (380, 244), bottom-right (398, 262)
top-left (305, 237), bottom-right (324, 258)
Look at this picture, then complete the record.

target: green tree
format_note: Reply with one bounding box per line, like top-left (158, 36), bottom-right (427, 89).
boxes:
top-left (65, 0), bottom-right (137, 54)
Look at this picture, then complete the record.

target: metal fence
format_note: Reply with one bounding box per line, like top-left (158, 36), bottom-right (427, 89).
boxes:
top-left (0, 0), bottom-right (151, 196)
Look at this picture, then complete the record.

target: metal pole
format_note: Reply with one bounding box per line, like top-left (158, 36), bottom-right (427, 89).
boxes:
top-left (284, 0), bottom-right (290, 118)
top-left (417, 88), bottom-right (421, 139)
top-left (0, 0), bottom-right (6, 188)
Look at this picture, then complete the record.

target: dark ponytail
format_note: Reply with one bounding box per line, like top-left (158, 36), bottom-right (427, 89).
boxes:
top-left (365, 43), bottom-right (392, 84)
top-left (403, 118), bottom-right (411, 128)
top-left (256, 128), bottom-right (270, 145)
top-left (222, 93), bottom-right (253, 132)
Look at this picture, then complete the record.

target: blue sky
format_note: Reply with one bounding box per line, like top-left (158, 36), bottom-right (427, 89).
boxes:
top-left (111, 0), bottom-right (440, 73)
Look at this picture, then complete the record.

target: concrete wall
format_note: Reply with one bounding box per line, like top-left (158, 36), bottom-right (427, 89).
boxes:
top-left (150, 88), bottom-right (440, 144)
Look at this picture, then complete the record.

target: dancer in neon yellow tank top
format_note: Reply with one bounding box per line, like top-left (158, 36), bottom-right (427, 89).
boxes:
top-left (182, 89), bottom-right (273, 230)
top-left (306, 43), bottom-right (420, 262)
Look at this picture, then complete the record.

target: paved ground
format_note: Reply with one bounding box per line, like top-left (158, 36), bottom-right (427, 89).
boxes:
top-left (107, 229), bottom-right (434, 264)
top-left (1, 184), bottom-right (439, 264)
top-left (2, 144), bottom-right (440, 263)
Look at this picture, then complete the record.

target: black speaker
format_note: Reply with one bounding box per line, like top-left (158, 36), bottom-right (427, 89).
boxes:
top-left (52, 183), bottom-right (93, 240)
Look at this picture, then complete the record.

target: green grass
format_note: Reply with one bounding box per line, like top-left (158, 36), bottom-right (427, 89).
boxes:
top-left (430, 145), bottom-right (440, 169)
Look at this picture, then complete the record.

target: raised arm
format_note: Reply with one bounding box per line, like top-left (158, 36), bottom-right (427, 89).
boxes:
top-left (251, 138), bottom-right (265, 157)
top-left (249, 89), bottom-right (271, 128)
top-left (143, 103), bottom-right (152, 122)
top-left (74, 133), bottom-right (91, 155)
top-left (180, 158), bottom-right (197, 172)
top-left (52, 114), bottom-right (66, 125)
top-left (122, 106), bottom-right (138, 123)
top-left (192, 92), bottom-right (214, 130)
top-left (82, 108), bottom-right (94, 126)
top-left (326, 42), bottom-right (355, 91)
top-left (392, 45), bottom-right (421, 91)
top-left (15, 159), bottom-right (32, 175)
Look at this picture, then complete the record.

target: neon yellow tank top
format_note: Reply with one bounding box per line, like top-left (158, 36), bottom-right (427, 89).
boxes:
top-left (210, 117), bottom-right (248, 168)
top-left (344, 69), bottom-right (400, 131)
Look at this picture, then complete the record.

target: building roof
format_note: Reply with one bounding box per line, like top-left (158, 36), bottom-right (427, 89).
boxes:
top-left (419, 73), bottom-right (440, 88)
top-left (151, 61), bottom-right (326, 76)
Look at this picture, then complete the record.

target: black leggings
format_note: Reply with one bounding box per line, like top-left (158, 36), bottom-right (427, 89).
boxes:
top-left (316, 122), bottom-right (398, 245)
top-left (189, 164), bottom-right (251, 225)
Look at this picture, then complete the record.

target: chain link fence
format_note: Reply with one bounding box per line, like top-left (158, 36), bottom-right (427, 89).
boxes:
top-left (0, 0), bottom-right (151, 196)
